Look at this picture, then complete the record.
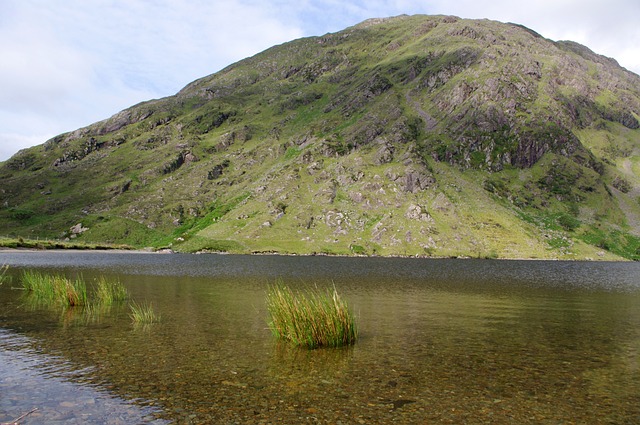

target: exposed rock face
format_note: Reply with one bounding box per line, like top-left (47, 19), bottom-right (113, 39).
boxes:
top-left (97, 108), bottom-right (156, 135)
top-left (405, 204), bottom-right (432, 221)
top-left (375, 139), bottom-right (394, 164)
top-left (207, 160), bottom-right (230, 180)
top-left (402, 170), bottom-right (435, 193)
top-left (162, 151), bottom-right (199, 174)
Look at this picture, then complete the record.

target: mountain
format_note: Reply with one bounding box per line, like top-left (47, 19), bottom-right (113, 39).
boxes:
top-left (1, 14), bottom-right (639, 259)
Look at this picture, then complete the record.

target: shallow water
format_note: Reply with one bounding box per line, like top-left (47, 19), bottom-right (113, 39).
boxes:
top-left (1, 251), bottom-right (639, 424)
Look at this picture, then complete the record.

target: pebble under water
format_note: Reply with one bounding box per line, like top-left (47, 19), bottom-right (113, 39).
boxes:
top-left (1, 252), bottom-right (639, 423)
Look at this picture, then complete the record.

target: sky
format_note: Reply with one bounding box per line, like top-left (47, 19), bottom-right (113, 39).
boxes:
top-left (1, 0), bottom-right (639, 161)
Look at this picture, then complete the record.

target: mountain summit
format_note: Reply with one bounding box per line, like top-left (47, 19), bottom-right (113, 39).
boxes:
top-left (2, 15), bottom-right (639, 259)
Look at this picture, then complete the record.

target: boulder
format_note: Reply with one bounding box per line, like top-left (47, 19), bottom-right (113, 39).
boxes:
top-left (70, 223), bottom-right (89, 234)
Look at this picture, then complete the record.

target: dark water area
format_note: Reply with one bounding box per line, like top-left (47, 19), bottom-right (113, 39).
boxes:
top-left (1, 251), bottom-right (639, 424)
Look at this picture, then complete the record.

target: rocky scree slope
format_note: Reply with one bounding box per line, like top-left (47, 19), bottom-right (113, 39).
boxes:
top-left (1, 15), bottom-right (639, 259)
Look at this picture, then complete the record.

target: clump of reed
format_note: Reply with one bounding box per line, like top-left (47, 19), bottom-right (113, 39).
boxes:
top-left (19, 270), bottom-right (161, 327)
top-left (266, 283), bottom-right (358, 349)
top-left (21, 271), bottom-right (130, 310)
top-left (0, 264), bottom-right (9, 285)
top-left (94, 275), bottom-right (128, 305)
top-left (129, 301), bottom-right (160, 324)
top-left (21, 270), bottom-right (87, 307)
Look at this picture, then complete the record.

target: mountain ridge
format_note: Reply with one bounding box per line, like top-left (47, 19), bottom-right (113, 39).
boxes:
top-left (2, 14), bottom-right (639, 259)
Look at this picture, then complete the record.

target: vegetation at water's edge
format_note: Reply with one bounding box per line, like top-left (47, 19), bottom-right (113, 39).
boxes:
top-left (21, 270), bottom-right (88, 307)
top-left (0, 264), bottom-right (9, 285)
top-left (95, 275), bottom-right (129, 305)
top-left (0, 236), bottom-right (132, 251)
top-left (129, 301), bottom-right (161, 324)
top-left (267, 284), bottom-right (358, 349)
top-left (20, 271), bottom-right (133, 311)
top-left (18, 270), bottom-right (163, 325)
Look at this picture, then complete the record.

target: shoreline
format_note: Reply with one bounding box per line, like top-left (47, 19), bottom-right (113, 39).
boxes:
top-left (0, 246), bottom-right (632, 262)
top-left (0, 247), bottom-right (158, 254)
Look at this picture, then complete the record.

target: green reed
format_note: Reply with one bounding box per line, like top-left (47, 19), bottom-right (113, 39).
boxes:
top-left (95, 275), bottom-right (128, 305)
top-left (0, 264), bottom-right (8, 285)
top-left (129, 301), bottom-right (160, 324)
top-left (19, 270), bottom-right (163, 328)
top-left (65, 276), bottom-right (87, 307)
top-left (266, 283), bottom-right (358, 349)
top-left (21, 270), bottom-right (87, 307)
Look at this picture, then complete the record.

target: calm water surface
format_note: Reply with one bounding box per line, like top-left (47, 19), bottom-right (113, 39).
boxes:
top-left (1, 251), bottom-right (639, 424)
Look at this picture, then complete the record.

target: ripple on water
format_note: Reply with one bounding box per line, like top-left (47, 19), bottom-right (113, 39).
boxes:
top-left (0, 329), bottom-right (169, 425)
top-left (1, 254), bottom-right (640, 423)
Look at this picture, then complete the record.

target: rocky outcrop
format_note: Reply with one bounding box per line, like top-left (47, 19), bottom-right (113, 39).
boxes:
top-left (68, 223), bottom-right (89, 238)
top-left (208, 160), bottom-right (231, 180)
top-left (161, 151), bottom-right (199, 175)
top-left (96, 106), bottom-right (156, 135)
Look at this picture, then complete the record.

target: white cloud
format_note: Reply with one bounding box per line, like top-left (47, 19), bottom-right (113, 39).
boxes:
top-left (0, 133), bottom-right (54, 163)
top-left (0, 8), bottom-right (90, 114)
top-left (1, 0), bottom-right (639, 161)
top-left (423, 0), bottom-right (640, 73)
top-left (0, 0), bottom-right (303, 161)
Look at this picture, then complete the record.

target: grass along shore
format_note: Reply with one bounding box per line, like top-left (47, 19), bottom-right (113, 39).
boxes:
top-left (21, 270), bottom-right (88, 307)
top-left (18, 271), bottom-right (159, 324)
top-left (0, 264), bottom-right (8, 285)
top-left (0, 236), bottom-right (133, 251)
top-left (21, 271), bottom-right (128, 307)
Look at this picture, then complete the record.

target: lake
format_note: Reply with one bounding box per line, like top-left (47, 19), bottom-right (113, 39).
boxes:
top-left (1, 251), bottom-right (639, 424)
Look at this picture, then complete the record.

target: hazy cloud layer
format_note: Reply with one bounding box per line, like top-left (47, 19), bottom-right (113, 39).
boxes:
top-left (1, 0), bottom-right (638, 160)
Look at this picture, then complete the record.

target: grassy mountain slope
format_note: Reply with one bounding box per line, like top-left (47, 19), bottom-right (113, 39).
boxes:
top-left (1, 15), bottom-right (639, 259)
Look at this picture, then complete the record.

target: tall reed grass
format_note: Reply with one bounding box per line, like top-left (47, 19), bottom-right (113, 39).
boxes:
top-left (21, 270), bottom-right (87, 307)
top-left (19, 271), bottom-right (161, 327)
top-left (129, 301), bottom-right (160, 324)
top-left (21, 271), bottom-right (128, 308)
top-left (0, 264), bottom-right (8, 285)
top-left (266, 284), bottom-right (358, 349)
top-left (94, 276), bottom-right (128, 305)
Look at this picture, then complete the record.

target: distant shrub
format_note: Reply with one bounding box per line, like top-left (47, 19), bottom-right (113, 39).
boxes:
top-left (470, 150), bottom-right (486, 168)
top-left (284, 147), bottom-right (302, 160)
top-left (201, 239), bottom-right (243, 252)
top-left (10, 208), bottom-right (34, 220)
top-left (557, 213), bottom-right (581, 231)
top-left (349, 244), bottom-right (366, 255)
top-left (483, 250), bottom-right (499, 259)
top-left (483, 178), bottom-right (508, 196)
top-left (5, 152), bottom-right (37, 170)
